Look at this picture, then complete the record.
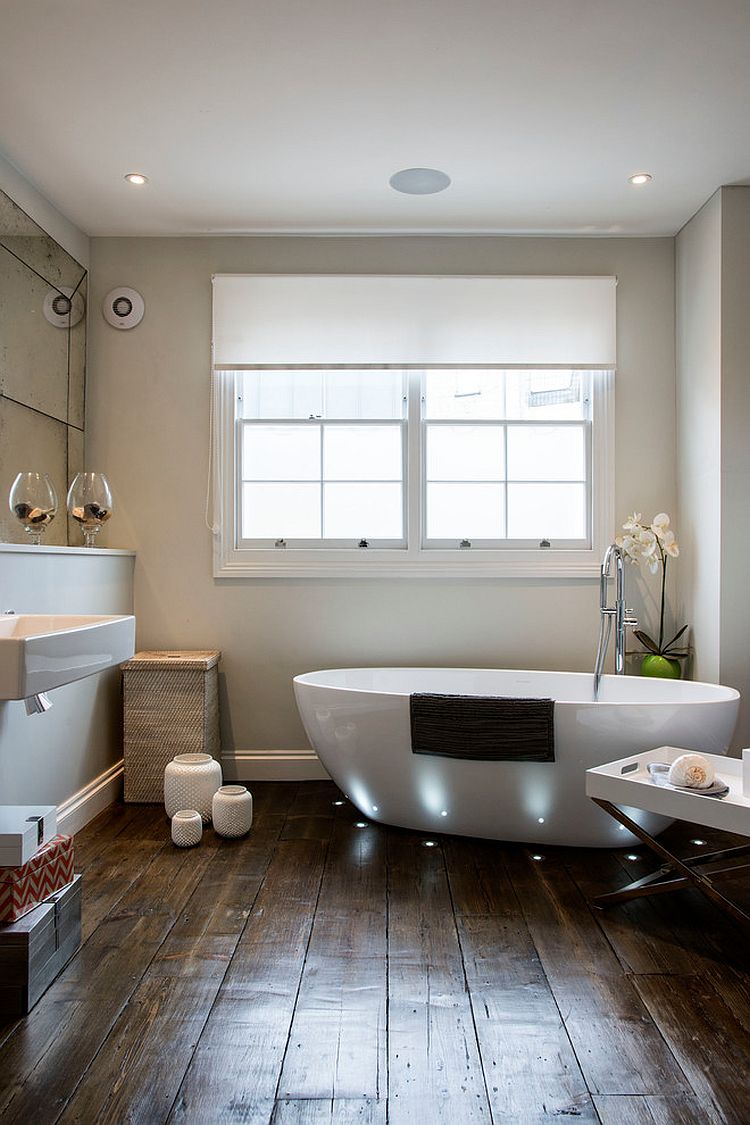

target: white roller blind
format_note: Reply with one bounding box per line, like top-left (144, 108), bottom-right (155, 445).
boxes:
top-left (212, 274), bottom-right (616, 367)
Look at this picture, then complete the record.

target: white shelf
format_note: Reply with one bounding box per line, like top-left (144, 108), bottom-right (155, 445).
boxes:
top-left (586, 747), bottom-right (750, 837)
top-left (0, 544), bottom-right (135, 558)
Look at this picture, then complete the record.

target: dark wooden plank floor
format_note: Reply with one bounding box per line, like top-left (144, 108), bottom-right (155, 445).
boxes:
top-left (2, 781), bottom-right (750, 1124)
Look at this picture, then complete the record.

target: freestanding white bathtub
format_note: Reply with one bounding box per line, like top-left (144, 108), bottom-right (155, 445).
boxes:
top-left (293, 668), bottom-right (740, 847)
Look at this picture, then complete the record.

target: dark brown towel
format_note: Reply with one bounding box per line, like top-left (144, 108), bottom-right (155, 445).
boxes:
top-left (410, 694), bottom-right (555, 761)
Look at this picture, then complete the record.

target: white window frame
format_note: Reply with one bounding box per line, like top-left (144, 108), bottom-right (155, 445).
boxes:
top-left (213, 367), bottom-right (614, 579)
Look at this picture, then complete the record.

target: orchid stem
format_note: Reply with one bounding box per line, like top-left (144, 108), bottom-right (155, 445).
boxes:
top-left (659, 550), bottom-right (667, 652)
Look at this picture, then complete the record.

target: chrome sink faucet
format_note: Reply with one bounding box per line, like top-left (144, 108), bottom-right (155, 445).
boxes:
top-left (593, 543), bottom-right (638, 699)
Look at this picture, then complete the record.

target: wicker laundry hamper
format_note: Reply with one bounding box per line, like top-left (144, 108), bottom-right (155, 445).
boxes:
top-left (122, 650), bottom-right (221, 803)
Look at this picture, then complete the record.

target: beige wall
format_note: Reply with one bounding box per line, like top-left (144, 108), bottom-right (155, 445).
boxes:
top-left (677, 185), bottom-right (750, 749)
top-left (676, 192), bottom-right (722, 683)
top-left (88, 235), bottom-right (675, 771)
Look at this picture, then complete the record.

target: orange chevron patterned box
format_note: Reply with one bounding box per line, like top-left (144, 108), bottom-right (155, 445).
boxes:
top-left (0, 835), bottom-right (74, 923)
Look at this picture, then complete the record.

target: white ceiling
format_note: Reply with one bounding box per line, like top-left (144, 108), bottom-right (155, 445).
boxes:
top-left (1, 0), bottom-right (749, 237)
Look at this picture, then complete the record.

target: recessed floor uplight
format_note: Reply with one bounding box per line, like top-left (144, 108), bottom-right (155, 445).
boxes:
top-left (332, 800), bottom-right (345, 807)
top-left (691, 838), bottom-right (707, 846)
top-left (628, 172), bottom-right (652, 185)
top-left (389, 167), bottom-right (451, 195)
top-left (354, 821), bottom-right (369, 829)
top-left (422, 840), bottom-right (438, 848)
top-left (531, 854), bottom-right (544, 862)
top-left (625, 854), bottom-right (640, 861)
top-left (124, 172), bottom-right (148, 185)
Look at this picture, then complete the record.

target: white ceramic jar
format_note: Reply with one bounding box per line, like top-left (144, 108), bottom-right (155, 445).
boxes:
top-left (171, 809), bottom-right (203, 847)
top-left (212, 785), bottom-right (253, 838)
top-left (164, 753), bottom-right (222, 823)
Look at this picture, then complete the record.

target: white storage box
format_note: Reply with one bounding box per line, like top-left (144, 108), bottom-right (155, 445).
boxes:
top-left (0, 806), bottom-right (57, 866)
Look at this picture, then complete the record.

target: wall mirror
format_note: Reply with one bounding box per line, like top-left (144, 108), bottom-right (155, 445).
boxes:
top-left (0, 187), bottom-right (87, 545)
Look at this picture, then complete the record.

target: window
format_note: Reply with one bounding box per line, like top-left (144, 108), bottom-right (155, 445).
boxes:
top-left (214, 366), bottom-right (613, 577)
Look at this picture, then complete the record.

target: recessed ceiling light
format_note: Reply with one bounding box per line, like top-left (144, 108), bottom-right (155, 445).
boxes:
top-left (389, 167), bottom-right (451, 195)
top-left (628, 172), bottom-right (652, 185)
top-left (124, 173), bottom-right (148, 185)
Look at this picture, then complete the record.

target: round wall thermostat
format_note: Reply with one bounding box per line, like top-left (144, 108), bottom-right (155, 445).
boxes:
top-left (43, 286), bottom-right (85, 328)
top-left (102, 287), bottom-right (145, 329)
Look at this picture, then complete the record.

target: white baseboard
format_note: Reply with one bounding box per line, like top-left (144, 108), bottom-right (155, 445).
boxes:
top-left (222, 750), bottom-right (330, 782)
top-left (57, 759), bottom-right (124, 835)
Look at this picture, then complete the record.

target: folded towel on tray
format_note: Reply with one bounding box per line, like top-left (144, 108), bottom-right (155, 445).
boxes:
top-left (410, 694), bottom-right (555, 762)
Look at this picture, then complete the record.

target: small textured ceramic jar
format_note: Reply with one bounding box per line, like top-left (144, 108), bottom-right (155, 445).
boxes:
top-left (164, 753), bottom-right (222, 823)
top-left (171, 809), bottom-right (203, 847)
top-left (212, 785), bottom-right (253, 838)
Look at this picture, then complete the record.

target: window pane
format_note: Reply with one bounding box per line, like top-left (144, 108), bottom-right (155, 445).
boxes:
top-left (323, 483), bottom-right (403, 538)
top-left (242, 424), bottom-right (320, 481)
top-left (507, 425), bottom-right (586, 481)
top-left (507, 483), bottom-right (587, 538)
top-left (504, 371), bottom-right (588, 420)
top-left (426, 483), bottom-right (505, 539)
top-left (242, 482), bottom-right (321, 538)
top-left (240, 371), bottom-right (323, 419)
top-left (324, 425), bottom-right (402, 481)
top-left (426, 425), bottom-right (505, 481)
top-left (424, 371), bottom-right (505, 419)
top-left (323, 371), bottom-right (404, 419)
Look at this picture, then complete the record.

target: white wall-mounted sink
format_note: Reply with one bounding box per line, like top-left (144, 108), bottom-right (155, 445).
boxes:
top-left (0, 614), bottom-right (136, 700)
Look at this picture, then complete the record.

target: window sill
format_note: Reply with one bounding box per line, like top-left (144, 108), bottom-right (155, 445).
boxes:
top-left (214, 548), bottom-right (602, 579)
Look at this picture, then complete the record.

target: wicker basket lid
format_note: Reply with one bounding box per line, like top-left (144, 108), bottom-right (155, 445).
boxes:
top-left (122, 650), bottom-right (220, 670)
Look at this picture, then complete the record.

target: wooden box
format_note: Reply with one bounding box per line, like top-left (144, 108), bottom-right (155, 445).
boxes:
top-left (0, 874), bottom-right (82, 1017)
top-left (123, 650), bottom-right (221, 803)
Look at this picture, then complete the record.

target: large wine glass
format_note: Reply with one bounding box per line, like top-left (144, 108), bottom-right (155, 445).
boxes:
top-left (67, 472), bottom-right (113, 548)
top-left (8, 472), bottom-right (58, 545)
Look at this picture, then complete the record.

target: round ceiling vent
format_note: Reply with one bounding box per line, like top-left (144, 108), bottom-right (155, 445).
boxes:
top-left (103, 287), bottom-right (145, 329)
top-left (43, 286), bottom-right (85, 328)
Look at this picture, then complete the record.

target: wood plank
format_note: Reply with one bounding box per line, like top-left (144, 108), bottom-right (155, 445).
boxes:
top-left (279, 781), bottom-right (337, 841)
top-left (57, 785), bottom-right (297, 1124)
top-left (634, 974), bottom-right (750, 1124)
top-left (71, 800), bottom-right (143, 870)
top-left (387, 832), bottom-right (491, 1124)
top-left (562, 845), bottom-right (725, 977)
top-left (444, 836), bottom-right (596, 1122)
top-left (277, 817), bottom-right (387, 1100)
top-left (593, 1093), bottom-right (721, 1124)
top-left (77, 804), bottom-right (174, 940)
top-left (168, 830), bottom-right (333, 1122)
top-left (0, 821), bottom-right (217, 1123)
top-left (505, 846), bottom-right (690, 1097)
top-left (271, 1099), bottom-right (386, 1124)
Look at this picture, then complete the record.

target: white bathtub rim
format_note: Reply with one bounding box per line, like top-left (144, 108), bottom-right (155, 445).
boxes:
top-left (293, 666), bottom-right (740, 706)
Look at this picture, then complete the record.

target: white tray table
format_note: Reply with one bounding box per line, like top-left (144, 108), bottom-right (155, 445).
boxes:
top-left (586, 747), bottom-right (750, 927)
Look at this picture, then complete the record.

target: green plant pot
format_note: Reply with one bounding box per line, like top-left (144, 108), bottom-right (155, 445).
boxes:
top-left (640, 653), bottom-right (682, 679)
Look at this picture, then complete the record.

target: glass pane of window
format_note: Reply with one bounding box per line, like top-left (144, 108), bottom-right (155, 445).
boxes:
top-left (507, 483), bottom-right (587, 538)
top-left (507, 425), bottom-right (586, 481)
top-left (323, 371), bottom-right (404, 419)
top-left (504, 371), bottom-right (588, 420)
top-left (324, 424), bottom-right (402, 481)
top-left (242, 482), bottom-right (321, 538)
top-left (242, 424), bottom-right (320, 481)
top-left (323, 483), bottom-right (403, 538)
top-left (426, 425), bottom-right (505, 481)
top-left (424, 371), bottom-right (505, 419)
top-left (240, 371), bottom-right (323, 419)
top-left (426, 483), bottom-right (505, 539)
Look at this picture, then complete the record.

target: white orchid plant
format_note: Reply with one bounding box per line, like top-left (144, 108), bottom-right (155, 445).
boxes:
top-left (616, 512), bottom-right (688, 657)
